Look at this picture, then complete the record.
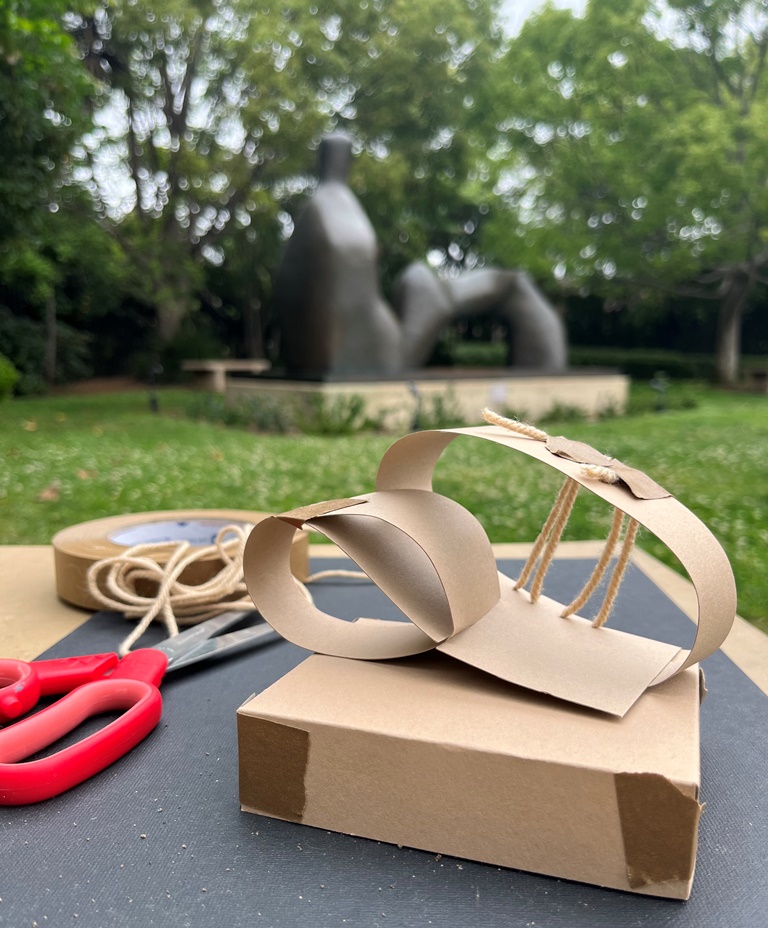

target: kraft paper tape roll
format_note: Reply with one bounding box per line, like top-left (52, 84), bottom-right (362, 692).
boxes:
top-left (53, 510), bottom-right (309, 610)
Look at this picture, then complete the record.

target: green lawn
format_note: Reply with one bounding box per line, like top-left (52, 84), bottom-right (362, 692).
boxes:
top-left (1, 385), bottom-right (766, 631)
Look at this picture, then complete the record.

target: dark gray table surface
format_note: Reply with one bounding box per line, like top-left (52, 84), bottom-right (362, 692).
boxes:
top-left (2, 558), bottom-right (766, 927)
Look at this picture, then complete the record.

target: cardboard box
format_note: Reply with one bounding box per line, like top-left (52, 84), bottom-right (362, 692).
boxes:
top-left (239, 420), bottom-right (736, 899)
top-left (238, 652), bottom-right (703, 899)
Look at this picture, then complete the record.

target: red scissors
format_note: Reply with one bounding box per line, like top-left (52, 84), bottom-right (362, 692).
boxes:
top-left (0, 611), bottom-right (278, 805)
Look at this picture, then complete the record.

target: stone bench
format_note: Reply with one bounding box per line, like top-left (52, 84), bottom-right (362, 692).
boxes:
top-left (182, 359), bottom-right (271, 393)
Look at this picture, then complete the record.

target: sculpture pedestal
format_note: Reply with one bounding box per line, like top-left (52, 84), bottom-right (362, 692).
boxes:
top-left (225, 369), bottom-right (629, 431)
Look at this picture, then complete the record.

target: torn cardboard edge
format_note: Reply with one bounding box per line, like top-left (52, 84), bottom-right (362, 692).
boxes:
top-left (242, 425), bottom-right (736, 717)
top-left (615, 772), bottom-right (703, 890)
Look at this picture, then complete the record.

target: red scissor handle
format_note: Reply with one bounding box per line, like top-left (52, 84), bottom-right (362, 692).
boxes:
top-left (0, 653), bottom-right (119, 722)
top-left (0, 649), bottom-right (168, 805)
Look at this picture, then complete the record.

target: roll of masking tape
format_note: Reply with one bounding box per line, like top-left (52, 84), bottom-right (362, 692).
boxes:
top-left (52, 510), bottom-right (309, 610)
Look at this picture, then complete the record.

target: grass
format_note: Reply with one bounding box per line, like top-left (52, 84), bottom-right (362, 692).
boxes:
top-left (1, 384), bottom-right (766, 631)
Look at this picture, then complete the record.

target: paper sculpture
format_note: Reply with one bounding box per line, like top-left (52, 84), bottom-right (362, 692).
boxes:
top-left (243, 416), bottom-right (736, 717)
top-left (239, 415), bottom-right (738, 898)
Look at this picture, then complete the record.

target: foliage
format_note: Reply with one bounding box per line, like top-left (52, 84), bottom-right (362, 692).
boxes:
top-left (70, 0), bottom-right (501, 344)
top-left (185, 389), bottom-right (380, 434)
top-left (0, 354), bottom-right (19, 399)
top-left (0, 3), bottom-right (127, 389)
top-left (0, 0), bottom-right (93, 239)
top-left (414, 386), bottom-right (467, 430)
top-left (537, 403), bottom-right (586, 425)
top-left (329, 0), bottom-right (501, 285)
top-left (569, 346), bottom-right (719, 381)
top-left (186, 391), bottom-right (292, 433)
top-left (622, 380), bottom-right (700, 415)
top-left (291, 393), bottom-right (378, 435)
top-left (0, 198), bottom-right (131, 389)
top-left (0, 311), bottom-right (93, 394)
top-left (485, 0), bottom-right (768, 383)
top-left (1, 386), bottom-right (766, 629)
top-left (443, 339), bottom-right (768, 381)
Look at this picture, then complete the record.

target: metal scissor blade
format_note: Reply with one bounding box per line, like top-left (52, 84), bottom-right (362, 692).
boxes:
top-left (165, 623), bottom-right (280, 671)
top-left (153, 610), bottom-right (256, 663)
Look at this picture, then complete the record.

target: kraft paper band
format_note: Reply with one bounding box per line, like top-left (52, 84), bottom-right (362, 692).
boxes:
top-left (53, 510), bottom-right (309, 610)
top-left (243, 426), bottom-right (736, 716)
top-left (375, 426), bottom-right (737, 684)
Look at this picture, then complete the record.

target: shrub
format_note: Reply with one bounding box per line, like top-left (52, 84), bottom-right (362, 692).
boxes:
top-left (292, 393), bottom-right (379, 435)
top-left (0, 354), bottom-right (19, 400)
top-left (0, 311), bottom-right (92, 394)
top-left (445, 340), bottom-right (768, 384)
top-left (568, 346), bottom-right (717, 381)
top-left (414, 386), bottom-right (466, 430)
top-left (185, 391), bottom-right (292, 433)
top-left (538, 403), bottom-right (587, 425)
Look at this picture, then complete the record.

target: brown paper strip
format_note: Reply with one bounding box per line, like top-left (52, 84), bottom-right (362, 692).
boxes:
top-left (615, 772), bottom-right (702, 889)
top-left (244, 513), bottom-right (436, 659)
top-left (243, 424), bottom-right (735, 714)
top-left (544, 436), bottom-right (670, 500)
top-left (545, 436), bottom-right (614, 467)
top-left (376, 426), bottom-right (736, 684)
top-left (280, 498), bottom-right (367, 528)
top-left (308, 490), bottom-right (500, 642)
top-left (438, 578), bottom-right (681, 716)
top-left (237, 715), bottom-right (308, 822)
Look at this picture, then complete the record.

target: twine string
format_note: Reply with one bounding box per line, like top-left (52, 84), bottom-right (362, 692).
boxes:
top-left (561, 508), bottom-right (625, 618)
top-left (86, 525), bottom-right (368, 656)
top-left (526, 477), bottom-right (580, 603)
top-left (481, 407), bottom-right (640, 628)
top-left (592, 517), bottom-right (640, 629)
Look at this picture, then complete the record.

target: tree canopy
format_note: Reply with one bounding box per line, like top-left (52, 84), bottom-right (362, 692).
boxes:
top-left (66, 0), bottom-right (500, 343)
top-left (484, 0), bottom-right (768, 382)
top-left (3, 0), bottom-right (768, 389)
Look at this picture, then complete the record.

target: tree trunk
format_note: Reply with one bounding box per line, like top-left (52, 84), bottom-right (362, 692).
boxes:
top-left (156, 282), bottom-right (193, 343)
top-left (243, 265), bottom-right (265, 358)
top-left (715, 274), bottom-right (752, 385)
top-left (44, 293), bottom-right (57, 385)
top-left (157, 301), bottom-right (185, 343)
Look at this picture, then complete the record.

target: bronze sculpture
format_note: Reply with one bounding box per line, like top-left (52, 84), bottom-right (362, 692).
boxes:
top-left (272, 133), bottom-right (567, 378)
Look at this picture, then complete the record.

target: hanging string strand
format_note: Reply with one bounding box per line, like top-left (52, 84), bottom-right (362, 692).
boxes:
top-left (480, 407), bottom-right (579, 601)
top-left (514, 477), bottom-right (577, 591)
top-left (528, 477), bottom-right (580, 603)
top-left (561, 508), bottom-right (625, 618)
top-left (592, 517), bottom-right (640, 628)
top-left (480, 406), bottom-right (636, 619)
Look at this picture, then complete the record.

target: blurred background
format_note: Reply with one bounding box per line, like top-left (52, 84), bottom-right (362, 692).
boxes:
top-left (2, 0), bottom-right (767, 390)
top-left (1, 1), bottom-right (766, 626)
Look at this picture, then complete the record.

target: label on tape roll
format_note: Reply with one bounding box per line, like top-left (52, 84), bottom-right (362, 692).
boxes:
top-left (109, 519), bottom-right (248, 547)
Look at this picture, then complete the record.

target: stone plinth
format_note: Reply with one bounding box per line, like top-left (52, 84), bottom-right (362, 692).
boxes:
top-left (225, 369), bottom-right (629, 431)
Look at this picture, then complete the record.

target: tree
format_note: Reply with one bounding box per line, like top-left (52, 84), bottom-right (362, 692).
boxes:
top-left (0, 1), bottom-right (105, 389)
top-left (484, 0), bottom-right (768, 383)
top-left (72, 0), bottom-right (501, 346)
top-left (328, 0), bottom-right (500, 286)
top-left (0, 1), bottom-right (93, 238)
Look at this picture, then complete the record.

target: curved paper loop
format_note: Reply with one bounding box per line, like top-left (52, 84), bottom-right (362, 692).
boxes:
top-left (243, 489), bottom-right (500, 659)
top-left (376, 425), bottom-right (737, 683)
